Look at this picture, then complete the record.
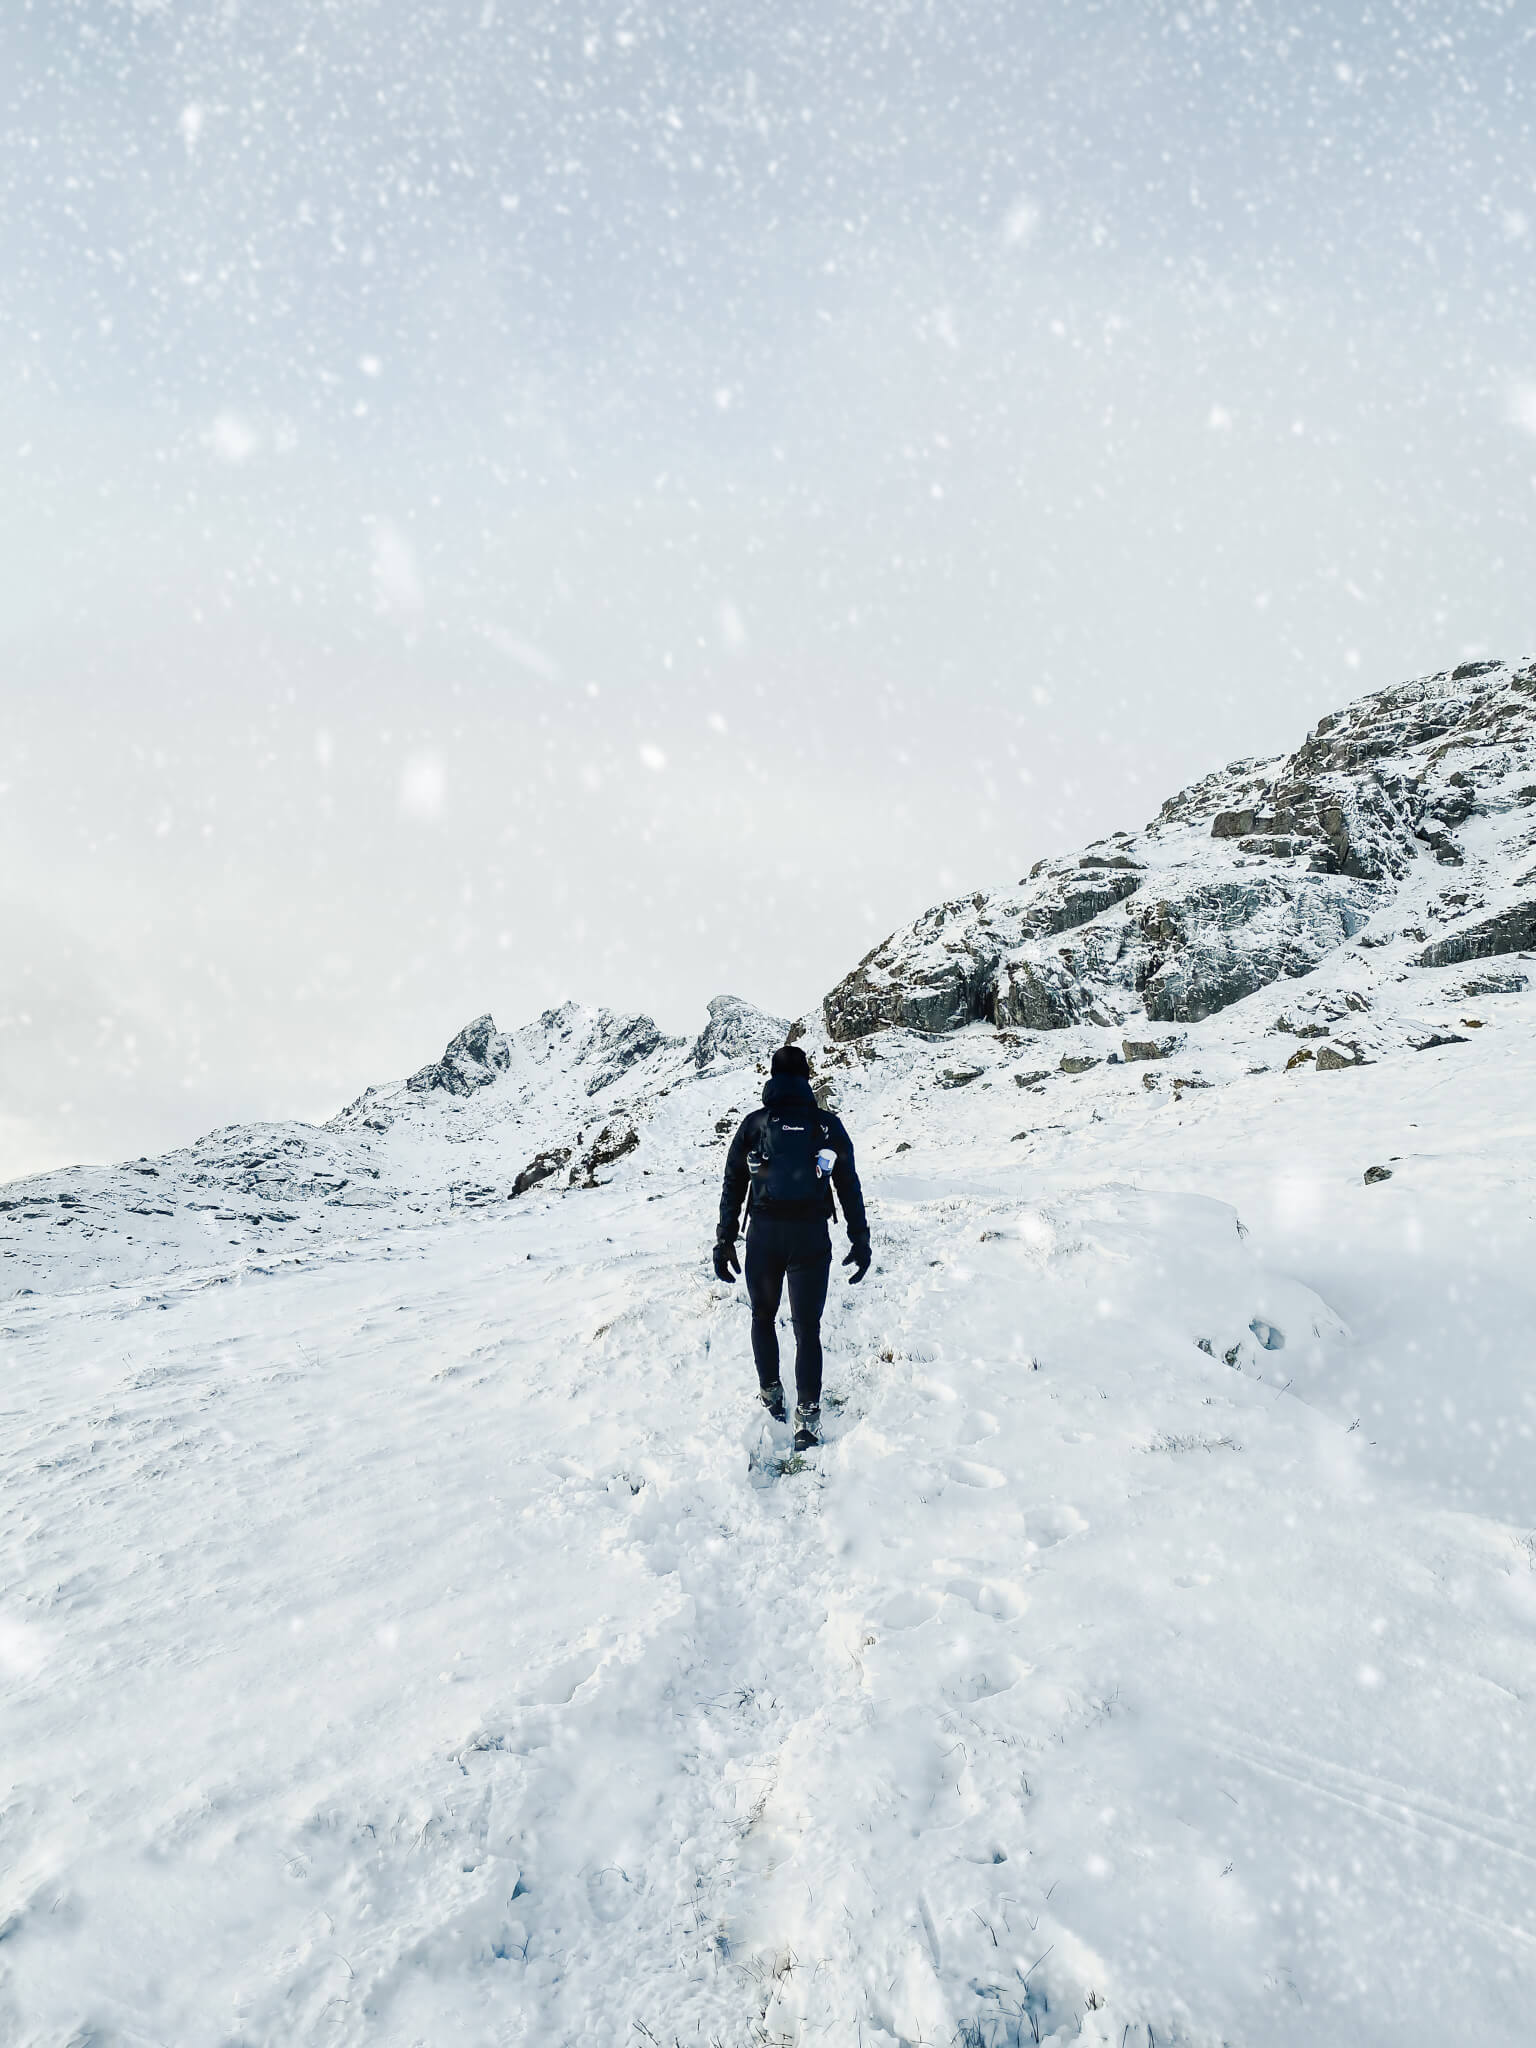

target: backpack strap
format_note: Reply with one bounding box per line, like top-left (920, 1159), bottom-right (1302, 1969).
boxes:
top-left (817, 1113), bottom-right (839, 1221)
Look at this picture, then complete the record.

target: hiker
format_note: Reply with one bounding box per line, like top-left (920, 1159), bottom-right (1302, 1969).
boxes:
top-left (713, 1044), bottom-right (871, 1451)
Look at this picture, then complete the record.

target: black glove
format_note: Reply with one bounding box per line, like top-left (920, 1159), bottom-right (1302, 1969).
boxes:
top-left (843, 1236), bottom-right (871, 1284)
top-left (712, 1239), bottom-right (741, 1284)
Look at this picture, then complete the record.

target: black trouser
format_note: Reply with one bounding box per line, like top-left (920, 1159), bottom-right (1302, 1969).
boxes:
top-left (744, 1214), bottom-right (832, 1410)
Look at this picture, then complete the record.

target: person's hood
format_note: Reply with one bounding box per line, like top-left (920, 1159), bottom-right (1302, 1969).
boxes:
top-left (761, 1073), bottom-right (818, 1111)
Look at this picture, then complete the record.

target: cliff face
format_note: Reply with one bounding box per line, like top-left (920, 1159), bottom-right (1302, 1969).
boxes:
top-left (822, 658), bottom-right (1536, 1041)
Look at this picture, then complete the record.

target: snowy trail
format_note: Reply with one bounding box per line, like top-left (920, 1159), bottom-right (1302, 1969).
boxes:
top-left (13, 659), bottom-right (1536, 2041)
top-left (8, 1129), bottom-right (1536, 2046)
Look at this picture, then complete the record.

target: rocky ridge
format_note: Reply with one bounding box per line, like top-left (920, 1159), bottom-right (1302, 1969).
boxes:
top-left (822, 657), bottom-right (1536, 1042)
top-left (4, 659), bottom-right (1534, 1295)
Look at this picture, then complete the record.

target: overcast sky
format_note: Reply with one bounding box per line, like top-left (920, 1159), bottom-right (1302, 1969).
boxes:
top-left (2, 0), bottom-right (1534, 1176)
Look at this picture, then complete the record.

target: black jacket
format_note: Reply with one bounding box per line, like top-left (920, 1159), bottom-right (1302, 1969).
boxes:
top-left (716, 1074), bottom-right (869, 1245)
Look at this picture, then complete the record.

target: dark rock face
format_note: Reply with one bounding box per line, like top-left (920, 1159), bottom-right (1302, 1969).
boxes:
top-left (989, 955), bottom-right (1085, 1031)
top-left (512, 1148), bottom-right (570, 1197)
top-left (1459, 970), bottom-right (1529, 995)
top-left (408, 1015), bottom-right (510, 1096)
top-left (1415, 902), bottom-right (1536, 968)
top-left (1025, 870), bottom-right (1142, 936)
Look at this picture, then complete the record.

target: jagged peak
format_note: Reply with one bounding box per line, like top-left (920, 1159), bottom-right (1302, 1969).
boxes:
top-left (689, 994), bottom-right (790, 1071)
top-left (407, 1014), bottom-right (509, 1098)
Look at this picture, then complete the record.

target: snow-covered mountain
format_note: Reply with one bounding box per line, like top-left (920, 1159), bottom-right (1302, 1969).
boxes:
top-left (823, 654), bottom-right (1535, 1046)
top-left (5, 661), bottom-right (1536, 2047)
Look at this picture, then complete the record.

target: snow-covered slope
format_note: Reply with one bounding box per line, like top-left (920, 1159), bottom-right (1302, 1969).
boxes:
top-left (4, 664), bottom-right (1536, 2047)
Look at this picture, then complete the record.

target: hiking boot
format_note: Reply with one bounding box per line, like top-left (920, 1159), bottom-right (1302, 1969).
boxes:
top-left (759, 1381), bottom-right (787, 1424)
top-left (793, 1403), bottom-right (821, 1452)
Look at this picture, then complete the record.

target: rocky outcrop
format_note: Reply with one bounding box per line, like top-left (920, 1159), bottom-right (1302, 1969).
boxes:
top-left (408, 1015), bottom-right (510, 1096)
top-left (1136, 877), bottom-right (1377, 1024)
top-left (822, 899), bottom-right (1000, 1040)
top-left (1415, 902), bottom-right (1536, 968)
top-left (512, 1147), bottom-right (570, 1197)
top-left (1018, 867), bottom-right (1144, 936)
top-left (573, 1121), bottom-right (639, 1186)
top-left (821, 658), bottom-right (1536, 1042)
top-left (689, 995), bottom-right (789, 1071)
top-left (988, 951), bottom-right (1090, 1031)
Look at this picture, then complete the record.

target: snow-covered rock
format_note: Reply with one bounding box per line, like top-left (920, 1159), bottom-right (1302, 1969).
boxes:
top-left (688, 992), bottom-right (789, 1071)
top-left (823, 656), bottom-right (1536, 1042)
top-left (406, 1013), bottom-right (510, 1096)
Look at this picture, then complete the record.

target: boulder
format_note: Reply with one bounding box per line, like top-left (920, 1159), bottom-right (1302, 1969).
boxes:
top-left (512, 1147), bottom-right (570, 1197)
top-left (1121, 1039), bottom-right (1163, 1062)
top-left (1364, 1165), bottom-right (1393, 1184)
top-left (1315, 1045), bottom-right (1361, 1071)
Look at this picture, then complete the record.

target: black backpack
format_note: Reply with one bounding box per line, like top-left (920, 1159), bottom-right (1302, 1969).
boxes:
top-left (750, 1106), bottom-right (835, 1211)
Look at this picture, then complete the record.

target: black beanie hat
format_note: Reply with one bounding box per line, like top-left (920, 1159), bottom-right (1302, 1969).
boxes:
top-left (770, 1044), bottom-right (811, 1079)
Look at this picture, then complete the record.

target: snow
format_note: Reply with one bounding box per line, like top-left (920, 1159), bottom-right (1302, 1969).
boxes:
top-left (5, 963), bottom-right (1536, 2044)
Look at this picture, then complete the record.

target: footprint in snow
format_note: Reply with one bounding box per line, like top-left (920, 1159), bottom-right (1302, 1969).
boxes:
top-left (519, 1649), bottom-right (602, 1706)
top-left (943, 1652), bottom-right (1030, 1704)
top-left (878, 1588), bottom-right (943, 1630)
top-left (1023, 1502), bottom-right (1089, 1547)
top-left (946, 1457), bottom-right (1007, 1489)
top-left (944, 1576), bottom-right (1029, 1621)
